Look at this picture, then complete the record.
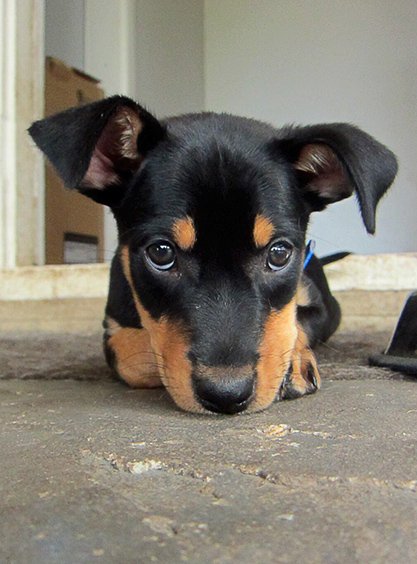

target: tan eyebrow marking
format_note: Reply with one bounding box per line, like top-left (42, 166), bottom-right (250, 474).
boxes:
top-left (253, 214), bottom-right (275, 248)
top-left (171, 216), bottom-right (196, 251)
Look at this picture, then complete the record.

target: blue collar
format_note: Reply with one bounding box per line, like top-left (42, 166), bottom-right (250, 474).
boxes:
top-left (303, 240), bottom-right (315, 269)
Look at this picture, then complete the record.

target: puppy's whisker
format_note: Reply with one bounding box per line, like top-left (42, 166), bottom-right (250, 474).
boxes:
top-left (316, 340), bottom-right (341, 352)
top-left (117, 359), bottom-right (164, 369)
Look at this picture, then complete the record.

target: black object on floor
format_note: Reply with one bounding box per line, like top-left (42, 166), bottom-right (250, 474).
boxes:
top-left (369, 291), bottom-right (417, 376)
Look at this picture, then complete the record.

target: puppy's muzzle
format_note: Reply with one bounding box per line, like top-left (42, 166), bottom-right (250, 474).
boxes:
top-left (192, 369), bottom-right (255, 414)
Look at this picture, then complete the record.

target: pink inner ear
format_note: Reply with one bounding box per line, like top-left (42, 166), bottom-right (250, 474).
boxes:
top-left (83, 148), bottom-right (120, 189)
top-left (295, 143), bottom-right (353, 201)
top-left (81, 107), bottom-right (142, 190)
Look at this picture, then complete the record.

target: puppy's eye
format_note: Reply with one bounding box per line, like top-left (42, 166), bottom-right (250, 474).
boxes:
top-left (146, 241), bottom-right (176, 270)
top-left (267, 241), bottom-right (293, 270)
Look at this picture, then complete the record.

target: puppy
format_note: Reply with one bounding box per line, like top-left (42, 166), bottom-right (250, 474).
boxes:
top-left (29, 96), bottom-right (397, 414)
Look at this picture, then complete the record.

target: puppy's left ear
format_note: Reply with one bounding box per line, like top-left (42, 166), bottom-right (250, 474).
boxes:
top-left (278, 123), bottom-right (398, 233)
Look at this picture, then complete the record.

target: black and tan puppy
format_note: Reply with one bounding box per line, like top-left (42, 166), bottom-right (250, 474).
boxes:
top-left (29, 96), bottom-right (397, 414)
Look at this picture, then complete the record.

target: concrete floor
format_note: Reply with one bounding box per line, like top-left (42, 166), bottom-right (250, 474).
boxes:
top-left (1, 331), bottom-right (416, 563)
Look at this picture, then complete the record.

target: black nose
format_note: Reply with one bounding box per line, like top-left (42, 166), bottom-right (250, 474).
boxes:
top-left (192, 373), bottom-right (255, 414)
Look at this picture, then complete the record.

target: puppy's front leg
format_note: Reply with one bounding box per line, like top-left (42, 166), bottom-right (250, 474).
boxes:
top-left (280, 325), bottom-right (321, 400)
top-left (104, 317), bottom-right (162, 388)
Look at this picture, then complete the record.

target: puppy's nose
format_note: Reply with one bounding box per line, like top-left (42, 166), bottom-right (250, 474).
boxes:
top-left (192, 373), bottom-right (255, 414)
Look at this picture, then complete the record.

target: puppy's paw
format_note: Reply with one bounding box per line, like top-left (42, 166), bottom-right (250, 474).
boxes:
top-left (279, 330), bottom-right (321, 400)
top-left (104, 318), bottom-right (162, 388)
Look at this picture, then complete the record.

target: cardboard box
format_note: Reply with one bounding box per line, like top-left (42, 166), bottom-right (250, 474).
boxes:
top-left (44, 57), bottom-right (105, 264)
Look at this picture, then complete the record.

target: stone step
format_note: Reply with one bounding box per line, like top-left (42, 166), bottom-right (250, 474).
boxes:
top-left (0, 290), bottom-right (409, 334)
top-left (0, 298), bottom-right (105, 333)
top-left (0, 254), bottom-right (415, 333)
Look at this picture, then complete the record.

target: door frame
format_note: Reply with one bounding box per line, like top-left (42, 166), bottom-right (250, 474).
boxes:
top-left (0, 0), bottom-right (45, 268)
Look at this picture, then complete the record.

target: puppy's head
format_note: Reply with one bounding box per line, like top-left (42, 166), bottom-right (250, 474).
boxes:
top-left (29, 96), bottom-right (397, 414)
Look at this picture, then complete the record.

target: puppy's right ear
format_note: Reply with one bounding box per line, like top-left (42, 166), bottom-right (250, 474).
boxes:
top-left (28, 96), bottom-right (165, 206)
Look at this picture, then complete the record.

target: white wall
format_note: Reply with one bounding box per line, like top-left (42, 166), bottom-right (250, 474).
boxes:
top-left (45, 0), bottom-right (85, 70)
top-left (135, 0), bottom-right (205, 117)
top-left (205, 0), bottom-right (417, 255)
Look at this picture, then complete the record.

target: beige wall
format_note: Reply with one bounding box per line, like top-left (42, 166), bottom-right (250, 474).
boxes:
top-left (205, 0), bottom-right (417, 255)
